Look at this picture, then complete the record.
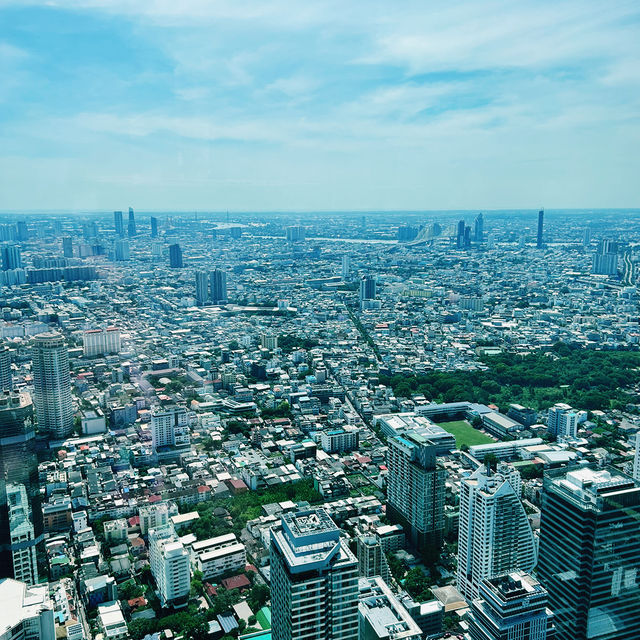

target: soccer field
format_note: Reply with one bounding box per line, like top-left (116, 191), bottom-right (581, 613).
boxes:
top-left (436, 420), bottom-right (495, 447)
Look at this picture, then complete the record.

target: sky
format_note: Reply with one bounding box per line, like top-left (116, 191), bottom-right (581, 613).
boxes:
top-left (0, 0), bottom-right (639, 212)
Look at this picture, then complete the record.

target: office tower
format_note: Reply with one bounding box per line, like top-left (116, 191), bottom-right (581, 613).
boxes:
top-left (7, 484), bottom-right (38, 586)
top-left (456, 219), bottom-right (465, 248)
top-left (546, 403), bottom-right (577, 439)
top-left (127, 207), bottom-right (136, 237)
top-left (0, 345), bottom-right (11, 391)
top-left (634, 437), bottom-right (640, 482)
top-left (1, 244), bottom-right (22, 271)
top-left (464, 225), bottom-right (471, 247)
top-left (538, 466), bottom-right (640, 640)
top-left (151, 406), bottom-right (190, 453)
top-left (168, 243), bottom-right (183, 268)
top-left (113, 210), bottom-right (124, 237)
top-left (286, 225), bottom-right (306, 242)
top-left (386, 432), bottom-right (445, 563)
top-left (0, 578), bottom-right (55, 640)
top-left (592, 239), bottom-right (619, 275)
top-left (474, 213), bottom-right (484, 242)
top-left (583, 226), bottom-right (592, 247)
top-left (31, 332), bottom-right (74, 439)
top-left (16, 221), bottom-right (29, 242)
top-left (149, 524), bottom-right (191, 608)
top-left (82, 221), bottom-right (97, 241)
top-left (358, 576), bottom-right (423, 640)
top-left (209, 268), bottom-right (227, 304)
top-left (457, 464), bottom-right (536, 602)
top-left (150, 216), bottom-right (158, 238)
top-left (536, 209), bottom-right (544, 248)
top-left (195, 271), bottom-right (209, 306)
top-left (61, 237), bottom-right (73, 258)
top-left (114, 239), bottom-right (130, 262)
top-left (360, 275), bottom-right (376, 302)
top-left (467, 572), bottom-right (555, 640)
top-left (270, 509), bottom-right (359, 640)
top-left (342, 255), bottom-right (351, 279)
top-left (356, 535), bottom-right (391, 583)
top-left (82, 327), bottom-right (121, 357)
top-left (0, 391), bottom-right (41, 583)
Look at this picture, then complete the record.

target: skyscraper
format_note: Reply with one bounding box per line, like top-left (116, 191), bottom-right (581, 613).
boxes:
top-left (341, 255), bottom-right (351, 279)
top-left (0, 391), bottom-right (41, 583)
top-left (456, 219), bottom-right (466, 248)
top-left (150, 405), bottom-right (190, 454)
top-left (270, 509), bottom-right (359, 640)
top-left (114, 210), bottom-right (124, 237)
top-left (467, 572), bottom-right (555, 640)
top-left (31, 332), bottom-right (74, 439)
top-left (195, 271), bottom-right (209, 306)
top-left (209, 269), bottom-right (227, 303)
top-left (169, 244), bottom-right (183, 268)
top-left (386, 431), bottom-right (445, 563)
top-left (16, 221), bottom-right (29, 242)
top-left (1, 244), bottom-right (22, 271)
top-left (536, 209), bottom-right (544, 249)
top-left (474, 213), bottom-right (484, 242)
top-left (61, 236), bottom-right (73, 258)
top-left (150, 216), bottom-right (158, 238)
top-left (360, 275), bottom-right (376, 307)
top-left (149, 523), bottom-right (191, 608)
top-left (537, 466), bottom-right (640, 640)
top-left (114, 239), bottom-right (130, 262)
top-left (592, 239), bottom-right (618, 275)
top-left (127, 207), bottom-right (136, 237)
top-left (457, 464), bottom-right (536, 602)
top-left (286, 226), bottom-right (306, 242)
top-left (634, 437), bottom-right (640, 482)
top-left (0, 345), bottom-right (11, 391)
top-left (546, 403), bottom-right (577, 439)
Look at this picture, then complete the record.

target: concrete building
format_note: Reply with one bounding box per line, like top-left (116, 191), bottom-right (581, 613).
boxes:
top-left (31, 332), bottom-right (74, 438)
top-left (546, 404), bottom-right (577, 439)
top-left (386, 431), bottom-right (445, 563)
top-left (191, 534), bottom-right (246, 580)
top-left (139, 502), bottom-right (178, 536)
top-left (97, 601), bottom-right (128, 640)
top-left (82, 327), bottom-right (121, 357)
top-left (358, 576), bottom-right (422, 640)
top-left (467, 572), bottom-right (555, 640)
top-left (321, 428), bottom-right (359, 453)
top-left (356, 536), bottom-right (390, 583)
top-left (270, 509), bottom-right (359, 640)
top-left (149, 524), bottom-right (190, 608)
top-left (0, 578), bottom-right (55, 640)
top-left (0, 346), bottom-right (11, 391)
top-left (151, 405), bottom-right (190, 454)
top-left (538, 466), bottom-right (640, 640)
top-left (209, 269), bottom-right (228, 304)
top-left (7, 484), bottom-right (38, 586)
top-left (457, 464), bottom-right (536, 603)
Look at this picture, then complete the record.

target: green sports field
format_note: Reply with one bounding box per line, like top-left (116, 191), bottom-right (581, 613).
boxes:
top-left (436, 420), bottom-right (495, 448)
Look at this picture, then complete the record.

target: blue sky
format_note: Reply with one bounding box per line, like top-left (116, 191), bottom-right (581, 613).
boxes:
top-left (1, 0), bottom-right (639, 211)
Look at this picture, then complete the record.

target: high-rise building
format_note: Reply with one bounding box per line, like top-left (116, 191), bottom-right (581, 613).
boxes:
top-left (150, 216), bottom-right (158, 238)
top-left (456, 219), bottom-right (466, 249)
top-left (62, 237), bottom-right (73, 258)
top-left (16, 221), bottom-right (29, 242)
top-left (270, 509), bottom-right (359, 640)
top-left (149, 523), bottom-right (190, 608)
top-left (209, 269), bottom-right (227, 303)
top-left (1, 244), bottom-right (22, 271)
top-left (286, 226), bottom-right (306, 242)
top-left (0, 345), bottom-right (11, 391)
top-left (592, 239), bottom-right (619, 275)
top-left (536, 209), bottom-right (544, 249)
top-left (342, 255), bottom-right (351, 279)
top-left (467, 572), bottom-right (555, 640)
top-left (151, 406), bottom-right (190, 453)
top-left (82, 327), bottom-right (121, 357)
top-left (356, 535), bottom-right (391, 583)
top-left (114, 239), bottom-right (130, 262)
top-left (633, 437), bottom-right (640, 482)
top-left (127, 207), bottom-right (136, 237)
top-left (457, 464), bottom-right (536, 602)
top-left (537, 466), bottom-right (640, 640)
top-left (114, 210), bottom-right (124, 237)
top-left (360, 275), bottom-right (376, 303)
top-left (0, 391), bottom-right (41, 583)
top-left (583, 227), bottom-right (592, 247)
top-left (546, 404), bottom-right (577, 439)
top-left (195, 271), bottom-right (209, 306)
top-left (31, 332), bottom-right (74, 438)
top-left (0, 578), bottom-right (55, 640)
top-left (386, 431), bottom-right (445, 563)
top-left (169, 243), bottom-right (183, 268)
top-left (474, 213), bottom-right (484, 242)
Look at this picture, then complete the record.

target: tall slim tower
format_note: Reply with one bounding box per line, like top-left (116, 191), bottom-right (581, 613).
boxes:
top-left (457, 464), bottom-right (536, 602)
top-left (150, 216), bottom-right (158, 238)
top-left (0, 345), bottom-right (12, 391)
top-left (359, 275), bottom-right (376, 309)
top-left (209, 269), bottom-right (227, 303)
top-left (536, 209), bottom-right (544, 249)
top-left (270, 509), bottom-right (359, 640)
top-left (31, 332), bottom-right (74, 439)
top-left (127, 207), bottom-right (136, 237)
top-left (1, 245), bottom-right (22, 271)
top-left (114, 211), bottom-right (124, 237)
top-left (386, 431), bottom-right (445, 563)
top-left (62, 237), bottom-right (73, 258)
top-left (537, 465), bottom-right (640, 640)
top-left (169, 244), bottom-right (183, 268)
top-left (195, 271), bottom-right (209, 306)
top-left (474, 213), bottom-right (484, 242)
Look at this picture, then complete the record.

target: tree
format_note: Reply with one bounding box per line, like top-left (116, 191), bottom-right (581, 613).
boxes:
top-left (248, 583), bottom-right (270, 611)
